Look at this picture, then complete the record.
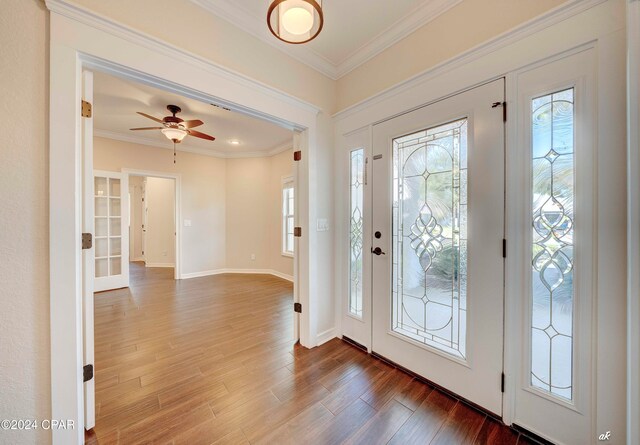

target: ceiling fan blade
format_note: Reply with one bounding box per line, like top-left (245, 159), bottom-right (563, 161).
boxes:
top-left (136, 112), bottom-right (164, 123)
top-left (188, 129), bottom-right (216, 141)
top-left (182, 119), bottom-right (204, 129)
top-left (130, 127), bottom-right (164, 131)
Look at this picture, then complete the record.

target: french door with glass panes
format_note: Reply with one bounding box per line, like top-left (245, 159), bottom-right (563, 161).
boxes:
top-left (94, 170), bottom-right (129, 292)
top-left (370, 79), bottom-right (506, 415)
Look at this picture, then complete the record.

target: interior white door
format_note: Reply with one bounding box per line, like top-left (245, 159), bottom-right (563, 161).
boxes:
top-left (371, 79), bottom-right (505, 415)
top-left (81, 70), bottom-right (96, 430)
top-left (511, 49), bottom-right (595, 445)
top-left (94, 170), bottom-right (130, 292)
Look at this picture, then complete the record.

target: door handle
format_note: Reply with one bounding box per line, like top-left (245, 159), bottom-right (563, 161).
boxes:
top-left (371, 247), bottom-right (386, 256)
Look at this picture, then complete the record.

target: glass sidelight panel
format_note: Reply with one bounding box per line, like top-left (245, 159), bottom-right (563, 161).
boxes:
top-left (349, 148), bottom-right (365, 317)
top-left (530, 88), bottom-right (575, 400)
top-left (391, 119), bottom-right (468, 359)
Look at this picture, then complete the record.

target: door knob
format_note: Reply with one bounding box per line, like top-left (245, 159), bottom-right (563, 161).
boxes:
top-left (372, 247), bottom-right (386, 256)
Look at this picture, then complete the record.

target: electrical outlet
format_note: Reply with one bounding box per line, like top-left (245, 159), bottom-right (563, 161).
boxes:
top-left (184, 219), bottom-right (192, 227)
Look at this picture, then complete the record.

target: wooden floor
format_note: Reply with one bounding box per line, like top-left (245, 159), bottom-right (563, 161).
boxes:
top-left (87, 262), bottom-right (533, 445)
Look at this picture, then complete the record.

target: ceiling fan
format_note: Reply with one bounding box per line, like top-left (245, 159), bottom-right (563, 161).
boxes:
top-left (130, 104), bottom-right (216, 144)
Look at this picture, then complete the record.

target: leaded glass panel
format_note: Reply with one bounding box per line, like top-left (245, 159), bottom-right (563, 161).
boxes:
top-left (530, 88), bottom-right (575, 401)
top-left (349, 149), bottom-right (365, 317)
top-left (391, 119), bottom-right (467, 359)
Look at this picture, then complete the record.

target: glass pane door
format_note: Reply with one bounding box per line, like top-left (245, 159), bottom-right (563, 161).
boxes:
top-left (392, 119), bottom-right (468, 359)
top-left (94, 171), bottom-right (129, 291)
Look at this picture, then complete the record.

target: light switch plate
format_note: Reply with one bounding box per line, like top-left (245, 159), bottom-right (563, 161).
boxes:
top-left (184, 219), bottom-right (192, 227)
top-left (316, 218), bottom-right (329, 232)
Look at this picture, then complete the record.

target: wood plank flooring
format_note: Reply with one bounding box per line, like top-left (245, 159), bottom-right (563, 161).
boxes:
top-left (86, 262), bottom-right (530, 444)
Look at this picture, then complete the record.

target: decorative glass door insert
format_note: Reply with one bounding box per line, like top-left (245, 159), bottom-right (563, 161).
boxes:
top-left (392, 119), bottom-right (468, 359)
top-left (530, 88), bottom-right (575, 400)
top-left (349, 148), bottom-right (365, 317)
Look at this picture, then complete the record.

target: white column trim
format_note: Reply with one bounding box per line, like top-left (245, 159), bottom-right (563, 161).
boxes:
top-left (627, 1), bottom-right (640, 444)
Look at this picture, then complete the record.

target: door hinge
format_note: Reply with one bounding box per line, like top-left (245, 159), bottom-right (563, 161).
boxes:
top-left (501, 372), bottom-right (505, 393)
top-left (294, 302), bottom-right (302, 313)
top-left (294, 227), bottom-right (302, 237)
top-left (293, 150), bottom-right (302, 162)
top-left (81, 100), bottom-right (92, 118)
top-left (364, 157), bottom-right (368, 185)
top-left (492, 101), bottom-right (507, 122)
top-left (82, 233), bottom-right (93, 250)
top-left (83, 364), bottom-right (94, 382)
top-left (502, 239), bottom-right (507, 258)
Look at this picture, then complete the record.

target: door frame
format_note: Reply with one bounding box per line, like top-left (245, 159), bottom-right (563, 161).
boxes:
top-left (123, 169), bottom-right (182, 280)
top-left (334, 1), bottom-right (626, 441)
top-left (47, 4), bottom-right (321, 444)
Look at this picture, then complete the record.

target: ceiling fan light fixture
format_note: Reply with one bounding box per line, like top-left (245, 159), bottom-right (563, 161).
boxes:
top-left (267, 0), bottom-right (323, 44)
top-left (161, 127), bottom-right (188, 143)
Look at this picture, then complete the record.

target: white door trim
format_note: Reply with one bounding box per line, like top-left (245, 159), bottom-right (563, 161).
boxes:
top-left (627, 1), bottom-right (640, 444)
top-left (122, 169), bottom-right (182, 280)
top-left (47, 6), bottom-right (320, 444)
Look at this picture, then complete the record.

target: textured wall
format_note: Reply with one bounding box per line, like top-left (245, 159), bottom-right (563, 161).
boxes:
top-left (0, 0), bottom-right (52, 444)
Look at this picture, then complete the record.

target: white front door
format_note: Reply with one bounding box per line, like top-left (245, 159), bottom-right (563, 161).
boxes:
top-left (371, 79), bottom-right (505, 415)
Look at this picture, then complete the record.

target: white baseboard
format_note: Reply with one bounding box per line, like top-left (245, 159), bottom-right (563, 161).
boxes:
top-left (180, 268), bottom-right (294, 282)
top-left (145, 262), bottom-right (175, 268)
top-left (130, 257), bottom-right (145, 262)
top-left (269, 270), bottom-right (294, 282)
top-left (316, 328), bottom-right (338, 346)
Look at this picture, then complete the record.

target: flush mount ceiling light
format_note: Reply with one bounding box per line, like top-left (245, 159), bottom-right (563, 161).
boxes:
top-left (267, 0), bottom-right (323, 44)
top-left (229, 139), bottom-right (241, 145)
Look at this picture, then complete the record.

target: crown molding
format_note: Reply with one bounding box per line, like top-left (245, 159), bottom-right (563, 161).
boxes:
top-left (333, 0), bottom-right (607, 120)
top-left (44, 0), bottom-right (322, 117)
top-left (190, 0), bottom-right (338, 79)
top-left (190, 0), bottom-right (462, 80)
top-left (95, 129), bottom-right (292, 159)
top-left (334, 0), bottom-right (463, 78)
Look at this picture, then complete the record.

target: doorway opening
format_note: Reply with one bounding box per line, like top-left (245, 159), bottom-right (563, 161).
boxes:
top-left (85, 68), bottom-right (298, 440)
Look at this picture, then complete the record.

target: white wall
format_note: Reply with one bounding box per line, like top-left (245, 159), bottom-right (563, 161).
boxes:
top-left (0, 1), bottom-right (51, 444)
top-left (129, 176), bottom-right (144, 261)
top-left (144, 177), bottom-right (176, 267)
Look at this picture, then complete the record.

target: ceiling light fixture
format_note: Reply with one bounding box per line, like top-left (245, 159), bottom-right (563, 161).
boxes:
top-left (229, 140), bottom-right (241, 145)
top-left (267, 0), bottom-right (323, 44)
top-left (161, 127), bottom-right (188, 143)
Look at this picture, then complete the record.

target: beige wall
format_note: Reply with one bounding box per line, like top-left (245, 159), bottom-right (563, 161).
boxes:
top-left (94, 137), bottom-right (227, 274)
top-left (144, 177), bottom-right (176, 267)
top-left (225, 157), bottom-right (271, 270)
top-left (335, 0), bottom-right (567, 110)
top-left (0, 1), bottom-right (51, 444)
top-left (225, 149), bottom-right (294, 277)
top-left (268, 150), bottom-right (295, 277)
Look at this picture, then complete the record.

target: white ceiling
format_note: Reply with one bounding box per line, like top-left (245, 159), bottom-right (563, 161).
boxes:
top-left (93, 71), bottom-right (293, 158)
top-left (191, 0), bottom-right (462, 79)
